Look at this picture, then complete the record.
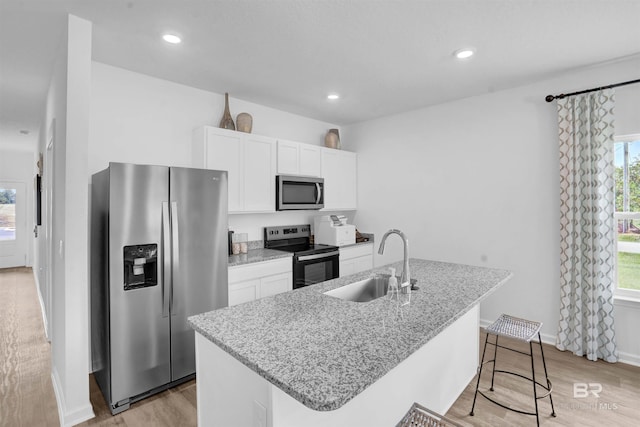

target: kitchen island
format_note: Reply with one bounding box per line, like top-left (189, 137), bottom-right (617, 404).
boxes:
top-left (188, 259), bottom-right (512, 427)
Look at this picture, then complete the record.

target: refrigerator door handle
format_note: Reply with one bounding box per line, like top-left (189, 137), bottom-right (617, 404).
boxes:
top-left (170, 201), bottom-right (180, 315)
top-left (162, 201), bottom-right (171, 318)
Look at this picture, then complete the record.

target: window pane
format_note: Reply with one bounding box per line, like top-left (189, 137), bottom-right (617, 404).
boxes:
top-left (614, 139), bottom-right (640, 291)
top-left (0, 188), bottom-right (16, 241)
top-left (614, 140), bottom-right (640, 213)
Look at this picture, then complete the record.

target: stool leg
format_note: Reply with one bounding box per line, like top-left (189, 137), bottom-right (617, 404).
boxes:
top-left (489, 335), bottom-right (499, 392)
top-left (470, 331), bottom-right (490, 416)
top-left (530, 341), bottom-right (540, 426)
top-left (537, 333), bottom-right (556, 417)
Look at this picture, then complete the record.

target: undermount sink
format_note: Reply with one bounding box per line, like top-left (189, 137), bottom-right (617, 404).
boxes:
top-left (324, 275), bottom-right (392, 303)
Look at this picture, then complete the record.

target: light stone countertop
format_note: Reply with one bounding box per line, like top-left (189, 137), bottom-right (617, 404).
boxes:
top-left (228, 248), bottom-right (292, 267)
top-left (189, 258), bottom-right (513, 411)
top-left (227, 237), bottom-right (373, 267)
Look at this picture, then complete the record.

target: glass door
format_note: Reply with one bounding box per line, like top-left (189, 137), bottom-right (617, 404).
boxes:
top-left (0, 182), bottom-right (26, 268)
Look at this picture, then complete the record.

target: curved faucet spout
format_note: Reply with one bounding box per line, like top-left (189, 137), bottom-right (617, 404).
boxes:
top-left (377, 229), bottom-right (410, 286)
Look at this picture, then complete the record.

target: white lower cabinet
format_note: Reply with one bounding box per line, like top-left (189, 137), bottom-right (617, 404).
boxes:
top-left (260, 273), bottom-right (292, 298)
top-left (228, 257), bottom-right (293, 306)
top-left (228, 279), bottom-right (260, 306)
top-left (339, 243), bottom-right (374, 278)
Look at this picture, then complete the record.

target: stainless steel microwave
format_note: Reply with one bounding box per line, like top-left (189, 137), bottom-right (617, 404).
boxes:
top-left (276, 175), bottom-right (324, 210)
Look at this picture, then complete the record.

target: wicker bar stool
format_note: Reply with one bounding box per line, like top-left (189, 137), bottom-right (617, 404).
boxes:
top-left (397, 402), bottom-right (463, 427)
top-left (470, 314), bottom-right (556, 426)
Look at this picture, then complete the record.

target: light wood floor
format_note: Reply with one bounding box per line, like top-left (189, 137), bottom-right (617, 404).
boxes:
top-left (445, 333), bottom-right (640, 426)
top-left (2, 267), bottom-right (639, 426)
top-left (0, 267), bottom-right (59, 427)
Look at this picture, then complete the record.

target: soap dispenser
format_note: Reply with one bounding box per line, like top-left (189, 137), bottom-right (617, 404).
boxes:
top-left (387, 267), bottom-right (398, 299)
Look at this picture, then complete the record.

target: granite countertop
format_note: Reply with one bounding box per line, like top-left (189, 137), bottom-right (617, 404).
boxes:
top-left (228, 248), bottom-right (292, 267)
top-left (337, 232), bottom-right (375, 248)
top-left (189, 258), bottom-right (512, 412)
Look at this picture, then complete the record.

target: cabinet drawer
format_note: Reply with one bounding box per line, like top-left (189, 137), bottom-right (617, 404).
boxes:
top-left (339, 243), bottom-right (374, 261)
top-left (229, 257), bottom-right (292, 283)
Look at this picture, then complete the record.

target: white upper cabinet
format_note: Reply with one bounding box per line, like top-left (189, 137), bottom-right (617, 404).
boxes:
top-left (276, 140), bottom-right (299, 175)
top-left (194, 127), bottom-right (357, 213)
top-left (276, 140), bottom-right (322, 177)
top-left (321, 148), bottom-right (357, 210)
top-left (298, 143), bottom-right (322, 177)
top-left (243, 135), bottom-right (277, 212)
top-left (193, 127), bottom-right (276, 213)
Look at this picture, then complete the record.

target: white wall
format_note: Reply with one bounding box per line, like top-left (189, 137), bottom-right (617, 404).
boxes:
top-left (89, 62), bottom-right (343, 240)
top-left (39, 14), bottom-right (94, 426)
top-left (345, 56), bottom-right (640, 366)
top-left (89, 62), bottom-right (338, 174)
top-left (0, 148), bottom-right (36, 266)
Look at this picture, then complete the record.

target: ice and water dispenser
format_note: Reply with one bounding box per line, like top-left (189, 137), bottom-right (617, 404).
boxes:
top-left (123, 244), bottom-right (158, 290)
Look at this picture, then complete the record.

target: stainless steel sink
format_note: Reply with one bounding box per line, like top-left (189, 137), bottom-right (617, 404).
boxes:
top-left (324, 275), bottom-right (419, 303)
top-left (324, 275), bottom-right (391, 302)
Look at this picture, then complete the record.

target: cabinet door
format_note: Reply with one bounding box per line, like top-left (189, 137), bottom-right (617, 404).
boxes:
top-left (322, 148), bottom-right (357, 210)
top-left (339, 259), bottom-right (356, 278)
top-left (244, 135), bottom-right (276, 212)
top-left (229, 279), bottom-right (260, 307)
top-left (337, 151), bottom-right (357, 210)
top-left (321, 148), bottom-right (340, 210)
top-left (353, 255), bottom-right (373, 274)
top-left (260, 272), bottom-right (292, 298)
top-left (277, 140), bottom-right (299, 175)
top-left (299, 144), bottom-right (321, 177)
top-left (205, 128), bottom-right (243, 213)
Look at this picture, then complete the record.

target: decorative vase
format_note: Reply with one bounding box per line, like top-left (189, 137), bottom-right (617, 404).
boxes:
top-left (219, 93), bottom-right (235, 130)
top-left (236, 113), bottom-right (253, 133)
top-left (324, 128), bottom-right (340, 149)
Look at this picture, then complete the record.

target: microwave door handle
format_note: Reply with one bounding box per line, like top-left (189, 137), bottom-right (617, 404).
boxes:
top-left (316, 182), bottom-right (322, 204)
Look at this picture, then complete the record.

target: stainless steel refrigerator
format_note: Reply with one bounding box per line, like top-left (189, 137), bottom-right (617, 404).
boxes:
top-left (90, 162), bottom-right (228, 414)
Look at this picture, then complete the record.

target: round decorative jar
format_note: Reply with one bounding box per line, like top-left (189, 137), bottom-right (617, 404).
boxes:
top-left (324, 128), bottom-right (340, 149)
top-left (236, 113), bottom-right (253, 133)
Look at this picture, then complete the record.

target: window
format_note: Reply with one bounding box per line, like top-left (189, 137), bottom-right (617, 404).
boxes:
top-left (614, 134), bottom-right (640, 298)
top-left (0, 188), bottom-right (17, 241)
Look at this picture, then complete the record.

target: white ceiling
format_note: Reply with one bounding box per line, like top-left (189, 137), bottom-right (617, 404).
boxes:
top-left (1, 0), bottom-right (640, 148)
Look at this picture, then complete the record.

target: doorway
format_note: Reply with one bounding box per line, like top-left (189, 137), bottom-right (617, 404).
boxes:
top-left (0, 182), bottom-right (27, 268)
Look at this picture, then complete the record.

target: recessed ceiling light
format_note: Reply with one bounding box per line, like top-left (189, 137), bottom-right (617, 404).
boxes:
top-left (327, 94), bottom-right (340, 100)
top-left (162, 34), bottom-right (182, 44)
top-left (454, 48), bottom-right (475, 59)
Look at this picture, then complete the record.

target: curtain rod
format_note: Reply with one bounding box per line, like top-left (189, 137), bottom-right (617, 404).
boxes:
top-left (545, 78), bottom-right (640, 102)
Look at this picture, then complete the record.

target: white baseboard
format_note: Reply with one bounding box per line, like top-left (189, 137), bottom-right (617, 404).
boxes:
top-left (618, 351), bottom-right (640, 367)
top-left (479, 318), bottom-right (640, 368)
top-left (32, 270), bottom-right (49, 341)
top-left (51, 367), bottom-right (95, 427)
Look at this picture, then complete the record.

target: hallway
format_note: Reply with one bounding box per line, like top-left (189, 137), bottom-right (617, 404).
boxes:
top-left (0, 267), bottom-right (59, 426)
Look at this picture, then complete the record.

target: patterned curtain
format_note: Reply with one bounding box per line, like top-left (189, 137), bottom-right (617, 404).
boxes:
top-left (556, 89), bottom-right (618, 363)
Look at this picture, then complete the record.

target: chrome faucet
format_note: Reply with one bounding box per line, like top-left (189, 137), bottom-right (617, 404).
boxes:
top-left (378, 229), bottom-right (410, 287)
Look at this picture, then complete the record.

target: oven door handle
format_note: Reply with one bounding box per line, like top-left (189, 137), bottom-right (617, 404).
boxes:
top-left (297, 250), bottom-right (340, 262)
